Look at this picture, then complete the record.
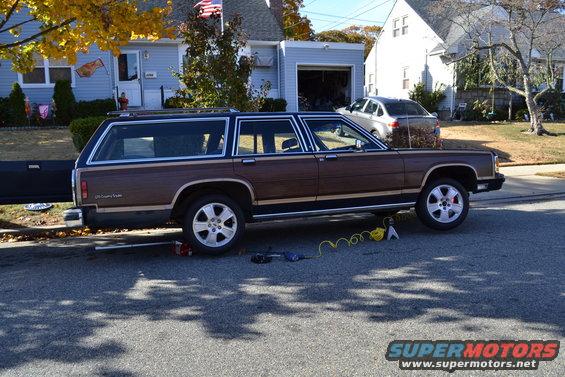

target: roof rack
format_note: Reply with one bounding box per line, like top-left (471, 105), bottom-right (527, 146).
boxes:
top-left (107, 107), bottom-right (239, 117)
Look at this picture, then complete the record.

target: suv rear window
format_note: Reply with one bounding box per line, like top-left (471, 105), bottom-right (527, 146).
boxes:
top-left (91, 119), bottom-right (226, 163)
top-left (385, 101), bottom-right (428, 116)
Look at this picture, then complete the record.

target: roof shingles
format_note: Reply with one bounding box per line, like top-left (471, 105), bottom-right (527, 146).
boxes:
top-left (146, 0), bottom-right (284, 41)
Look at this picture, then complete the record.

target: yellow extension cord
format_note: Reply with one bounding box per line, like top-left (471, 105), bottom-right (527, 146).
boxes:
top-left (308, 211), bottom-right (416, 259)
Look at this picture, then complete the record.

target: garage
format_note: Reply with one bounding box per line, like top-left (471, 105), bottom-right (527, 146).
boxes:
top-left (297, 66), bottom-right (353, 111)
top-left (279, 41), bottom-right (364, 112)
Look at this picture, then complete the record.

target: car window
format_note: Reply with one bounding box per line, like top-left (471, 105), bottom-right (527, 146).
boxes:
top-left (376, 104), bottom-right (384, 117)
top-left (237, 119), bottom-right (303, 155)
top-left (303, 119), bottom-right (380, 152)
top-left (364, 101), bottom-right (379, 114)
top-left (91, 120), bottom-right (226, 162)
top-left (385, 101), bottom-right (428, 116)
top-left (350, 99), bottom-right (367, 112)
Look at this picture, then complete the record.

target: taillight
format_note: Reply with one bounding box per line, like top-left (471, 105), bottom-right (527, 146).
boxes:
top-left (81, 180), bottom-right (88, 200)
top-left (389, 120), bottom-right (399, 128)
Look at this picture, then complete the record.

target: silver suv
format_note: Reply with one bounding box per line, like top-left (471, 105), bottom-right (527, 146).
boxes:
top-left (337, 96), bottom-right (439, 139)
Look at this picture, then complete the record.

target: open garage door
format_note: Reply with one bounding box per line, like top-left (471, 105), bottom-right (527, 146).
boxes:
top-left (297, 65), bottom-right (352, 111)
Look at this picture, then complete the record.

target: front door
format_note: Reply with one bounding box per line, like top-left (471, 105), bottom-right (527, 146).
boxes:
top-left (115, 51), bottom-right (142, 107)
top-left (233, 116), bottom-right (318, 207)
top-left (300, 116), bottom-right (405, 206)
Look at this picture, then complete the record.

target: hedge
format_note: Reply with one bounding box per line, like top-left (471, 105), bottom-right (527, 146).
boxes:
top-left (69, 116), bottom-right (107, 152)
top-left (75, 98), bottom-right (116, 118)
top-left (384, 126), bottom-right (441, 149)
top-left (0, 97), bottom-right (9, 127)
top-left (260, 98), bottom-right (287, 112)
top-left (7, 82), bottom-right (27, 127)
top-left (53, 80), bottom-right (76, 127)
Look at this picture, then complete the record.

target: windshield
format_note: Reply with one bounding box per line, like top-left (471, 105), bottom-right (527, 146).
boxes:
top-left (385, 101), bottom-right (428, 116)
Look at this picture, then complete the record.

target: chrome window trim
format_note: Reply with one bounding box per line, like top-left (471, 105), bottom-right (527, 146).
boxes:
top-left (232, 115), bottom-right (310, 157)
top-left (86, 117), bottom-right (230, 166)
top-left (297, 114), bottom-right (389, 152)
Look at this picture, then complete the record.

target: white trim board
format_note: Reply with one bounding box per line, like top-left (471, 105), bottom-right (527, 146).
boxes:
top-left (281, 41), bottom-right (365, 50)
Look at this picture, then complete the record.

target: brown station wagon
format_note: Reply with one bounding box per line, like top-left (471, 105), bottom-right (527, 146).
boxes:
top-left (64, 110), bottom-right (504, 254)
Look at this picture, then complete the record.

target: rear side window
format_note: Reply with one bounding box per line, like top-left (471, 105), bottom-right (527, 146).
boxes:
top-left (91, 119), bottom-right (226, 162)
top-left (385, 101), bottom-right (428, 116)
top-left (364, 101), bottom-right (379, 114)
top-left (236, 119), bottom-right (303, 155)
top-left (350, 99), bottom-right (367, 112)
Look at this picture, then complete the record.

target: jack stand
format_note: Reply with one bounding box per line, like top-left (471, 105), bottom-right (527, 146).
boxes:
top-left (384, 218), bottom-right (399, 240)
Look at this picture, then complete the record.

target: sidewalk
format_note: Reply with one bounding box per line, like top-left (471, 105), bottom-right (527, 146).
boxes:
top-left (471, 163), bottom-right (565, 203)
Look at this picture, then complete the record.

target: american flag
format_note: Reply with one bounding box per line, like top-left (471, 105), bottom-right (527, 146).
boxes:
top-left (194, 0), bottom-right (223, 19)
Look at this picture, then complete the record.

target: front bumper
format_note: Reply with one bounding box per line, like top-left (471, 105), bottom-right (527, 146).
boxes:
top-left (63, 208), bottom-right (84, 227)
top-left (474, 173), bottom-right (505, 193)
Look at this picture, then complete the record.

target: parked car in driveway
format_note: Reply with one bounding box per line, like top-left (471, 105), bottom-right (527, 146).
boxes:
top-left (56, 108), bottom-right (505, 255)
top-left (337, 96), bottom-right (439, 139)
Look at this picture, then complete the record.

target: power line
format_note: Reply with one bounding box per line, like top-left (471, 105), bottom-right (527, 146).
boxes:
top-left (318, 0), bottom-right (393, 31)
top-left (316, 0), bottom-right (379, 30)
top-left (303, 11), bottom-right (384, 24)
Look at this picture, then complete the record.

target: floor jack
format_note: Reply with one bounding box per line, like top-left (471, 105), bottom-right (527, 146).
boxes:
top-left (95, 241), bottom-right (192, 256)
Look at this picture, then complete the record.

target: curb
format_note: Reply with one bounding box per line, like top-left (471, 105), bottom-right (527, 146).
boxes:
top-left (471, 192), bottom-right (565, 207)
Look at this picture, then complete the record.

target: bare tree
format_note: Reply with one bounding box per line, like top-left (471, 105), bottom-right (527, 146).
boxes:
top-left (432, 0), bottom-right (565, 135)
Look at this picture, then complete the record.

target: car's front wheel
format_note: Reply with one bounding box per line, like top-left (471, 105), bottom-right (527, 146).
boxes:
top-left (183, 195), bottom-right (245, 255)
top-left (416, 178), bottom-right (469, 230)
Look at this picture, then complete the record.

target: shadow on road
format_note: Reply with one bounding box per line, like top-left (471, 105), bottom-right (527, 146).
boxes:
top-left (0, 205), bottom-right (563, 374)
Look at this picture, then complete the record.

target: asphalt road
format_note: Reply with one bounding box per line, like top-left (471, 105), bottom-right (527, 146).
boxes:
top-left (0, 199), bottom-right (563, 376)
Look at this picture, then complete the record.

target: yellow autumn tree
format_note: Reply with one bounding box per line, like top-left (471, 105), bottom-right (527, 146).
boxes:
top-left (0, 0), bottom-right (173, 72)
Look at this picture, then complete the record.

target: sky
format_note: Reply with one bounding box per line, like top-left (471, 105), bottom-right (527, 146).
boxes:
top-left (301, 0), bottom-right (396, 33)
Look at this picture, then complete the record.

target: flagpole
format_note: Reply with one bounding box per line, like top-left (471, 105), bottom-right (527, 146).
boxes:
top-left (220, 6), bottom-right (224, 34)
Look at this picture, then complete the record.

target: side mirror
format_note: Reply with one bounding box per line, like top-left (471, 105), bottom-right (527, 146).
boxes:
top-left (355, 139), bottom-right (365, 151)
top-left (282, 138), bottom-right (298, 150)
top-left (431, 112), bottom-right (438, 118)
top-left (345, 105), bottom-right (351, 112)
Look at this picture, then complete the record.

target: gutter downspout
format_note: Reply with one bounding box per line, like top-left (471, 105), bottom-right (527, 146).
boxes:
top-left (451, 61), bottom-right (456, 119)
top-left (277, 45), bottom-right (281, 98)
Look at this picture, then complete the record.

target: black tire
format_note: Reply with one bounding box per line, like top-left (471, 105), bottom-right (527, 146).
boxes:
top-left (416, 178), bottom-right (469, 230)
top-left (182, 195), bottom-right (245, 255)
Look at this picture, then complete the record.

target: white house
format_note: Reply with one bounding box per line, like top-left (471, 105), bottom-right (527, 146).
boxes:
top-left (365, 0), bottom-right (457, 115)
top-left (365, 0), bottom-right (565, 118)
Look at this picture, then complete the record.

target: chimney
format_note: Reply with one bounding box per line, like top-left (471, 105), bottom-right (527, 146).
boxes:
top-left (266, 0), bottom-right (283, 29)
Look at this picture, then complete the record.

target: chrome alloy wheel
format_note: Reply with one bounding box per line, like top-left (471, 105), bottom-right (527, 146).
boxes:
top-left (425, 184), bottom-right (464, 224)
top-left (192, 203), bottom-right (238, 247)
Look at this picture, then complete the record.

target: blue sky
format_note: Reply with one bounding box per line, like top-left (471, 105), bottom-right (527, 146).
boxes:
top-left (301, 0), bottom-right (395, 32)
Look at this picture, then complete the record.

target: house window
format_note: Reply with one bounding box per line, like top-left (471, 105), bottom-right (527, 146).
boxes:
top-left (402, 67), bottom-right (409, 89)
top-left (392, 18), bottom-right (400, 37)
top-left (402, 16), bottom-right (408, 35)
top-left (20, 56), bottom-right (74, 87)
top-left (369, 73), bottom-right (374, 83)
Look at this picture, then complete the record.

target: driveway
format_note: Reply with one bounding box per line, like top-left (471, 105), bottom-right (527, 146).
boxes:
top-left (0, 199), bottom-right (563, 376)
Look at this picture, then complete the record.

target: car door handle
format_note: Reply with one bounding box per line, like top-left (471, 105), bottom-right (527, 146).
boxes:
top-left (241, 158), bottom-right (256, 165)
top-left (324, 154), bottom-right (338, 161)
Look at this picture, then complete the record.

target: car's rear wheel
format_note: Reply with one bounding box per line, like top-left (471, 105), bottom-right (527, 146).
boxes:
top-left (183, 195), bottom-right (244, 255)
top-left (416, 178), bottom-right (469, 230)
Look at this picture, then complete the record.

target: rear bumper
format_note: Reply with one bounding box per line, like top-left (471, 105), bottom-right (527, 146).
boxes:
top-left (474, 173), bottom-right (505, 193)
top-left (63, 206), bottom-right (170, 228)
